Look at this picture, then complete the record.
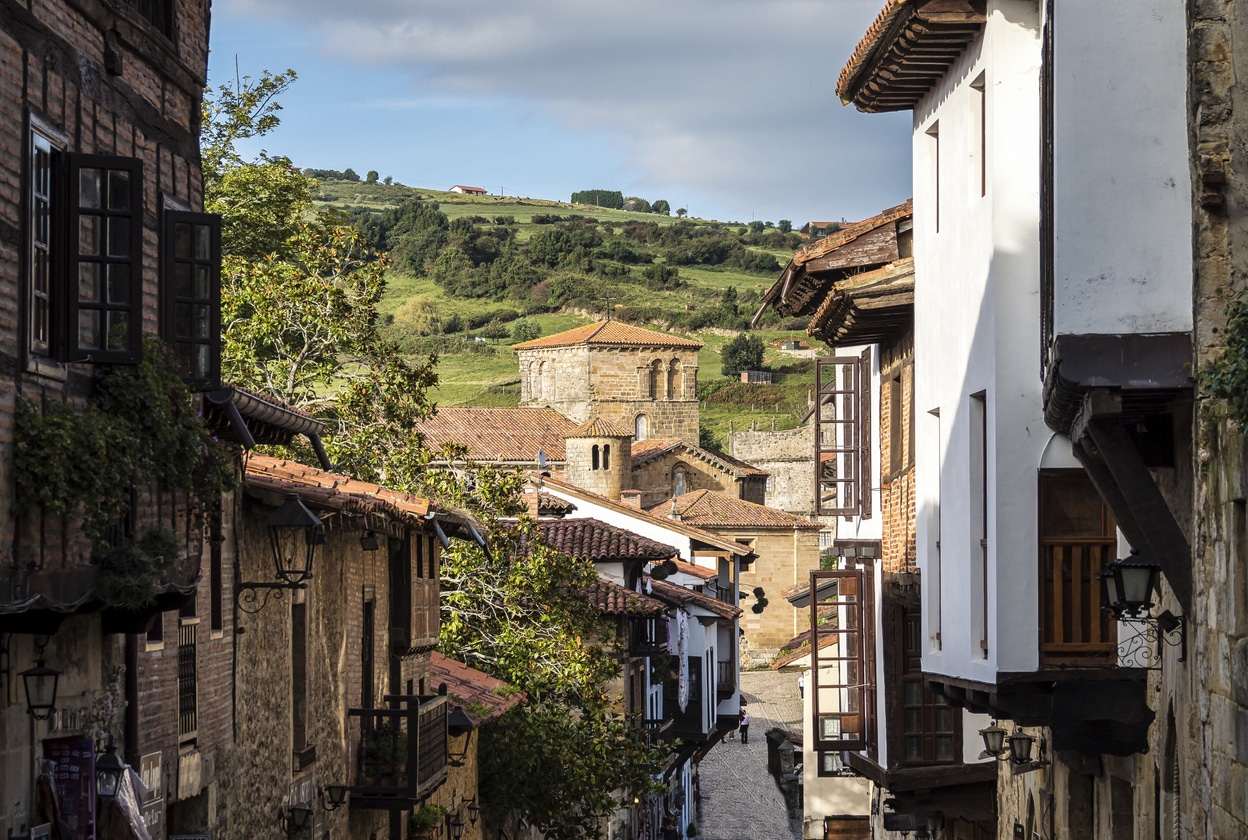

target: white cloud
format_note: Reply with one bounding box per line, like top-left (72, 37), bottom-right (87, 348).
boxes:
top-left (212, 0), bottom-right (912, 223)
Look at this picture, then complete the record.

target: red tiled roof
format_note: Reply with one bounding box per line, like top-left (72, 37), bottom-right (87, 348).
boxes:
top-left (672, 560), bottom-right (717, 581)
top-left (647, 577), bottom-right (742, 620)
top-left (569, 417), bottom-right (634, 439)
top-left (648, 490), bottom-right (821, 530)
top-left (416, 407), bottom-right (577, 462)
top-left (245, 454), bottom-right (432, 525)
top-left (430, 652), bottom-right (524, 727)
top-left (536, 491), bottom-right (576, 516)
top-left (771, 631), bottom-right (839, 669)
top-left (584, 579), bottom-right (668, 616)
top-left (539, 518), bottom-right (678, 562)
top-left (512, 320), bottom-right (703, 351)
top-left (528, 474), bottom-right (756, 557)
top-left (836, 1), bottom-right (986, 113)
top-left (630, 439), bottom-right (768, 478)
top-left (792, 200), bottom-right (913, 268)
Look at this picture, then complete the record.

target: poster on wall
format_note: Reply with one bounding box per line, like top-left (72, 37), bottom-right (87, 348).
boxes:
top-left (140, 752), bottom-right (166, 839)
top-left (42, 736), bottom-right (96, 840)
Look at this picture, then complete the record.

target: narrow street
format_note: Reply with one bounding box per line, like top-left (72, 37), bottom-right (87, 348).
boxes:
top-left (697, 669), bottom-right (803, 840)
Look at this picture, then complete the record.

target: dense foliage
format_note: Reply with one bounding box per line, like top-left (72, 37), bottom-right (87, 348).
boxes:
top-left (425, 466), bottom-right (664, 840)
top-left (203, 70), bottom-right (439, 491)
top-left (721, 332), bottom-right (766, 377)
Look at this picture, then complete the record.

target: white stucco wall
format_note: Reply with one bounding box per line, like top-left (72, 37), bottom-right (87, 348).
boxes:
top-left (914, 1), bottom-right (1046, 684)
top-left (1051, 0), bottom-right (1193, 336)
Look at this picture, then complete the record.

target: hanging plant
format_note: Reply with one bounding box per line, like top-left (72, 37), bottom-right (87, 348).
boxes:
top-left (14, 337), bottom-right (238, 550)
top-left (100, 527), bottom-right (182, 610)
top-left (1204, 292), bottom-right (1248, 425)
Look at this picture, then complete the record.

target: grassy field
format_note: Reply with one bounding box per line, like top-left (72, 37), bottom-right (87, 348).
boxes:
top-left (316, 179), bottom-right (822, 441)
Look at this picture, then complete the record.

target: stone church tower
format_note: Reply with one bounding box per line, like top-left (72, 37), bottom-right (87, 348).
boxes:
top-left (514, 321), bottom-right (702, 442)
top-left (564, 416), bottom-right (633, 499)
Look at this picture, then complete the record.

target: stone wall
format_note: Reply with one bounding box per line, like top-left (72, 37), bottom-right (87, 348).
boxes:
top-left (734, 528), bottom-right (822, 662)
top-left (729, 423), bottom-right (817, 515)
top-left (632, 449), bottom-right (744, 508)
top-left (518, 344), bottom-right (700, 441)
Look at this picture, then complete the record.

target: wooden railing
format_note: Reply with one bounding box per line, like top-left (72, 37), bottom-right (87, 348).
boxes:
top-left (349, 695), bottom-right (447, 805)
top-left (1040, 542), bottom-right (1117, 666)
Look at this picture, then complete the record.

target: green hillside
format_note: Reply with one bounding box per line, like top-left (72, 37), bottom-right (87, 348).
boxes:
top-left (312, 177), bottom-right (823, 443)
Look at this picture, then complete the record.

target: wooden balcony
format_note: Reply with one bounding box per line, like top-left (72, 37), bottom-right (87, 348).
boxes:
top-left (348, 694), bottom-right (447, 809)
top-left (628, 617), bottom-right (667, 657)
top-left (1040, 541), bottom-right (1116, 667)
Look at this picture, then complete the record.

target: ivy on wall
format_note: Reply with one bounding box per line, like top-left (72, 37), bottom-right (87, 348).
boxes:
top-left (14, 338), bottom-right (238, 608)
top-left (1204, 294), bottom-right (1248, 426)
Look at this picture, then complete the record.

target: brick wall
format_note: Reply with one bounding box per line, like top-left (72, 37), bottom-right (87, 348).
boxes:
top-left (878, 329), bottom-right (916, 574)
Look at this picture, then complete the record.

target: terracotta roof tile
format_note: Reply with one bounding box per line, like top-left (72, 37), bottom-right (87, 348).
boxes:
top-left (430, 652), bottom-right (524, 727)
top-left (792, 200), bottom-right (913, 268)
top-left (539, 518), bottom-right (678, 562)
top-left (416, 407), bottom-right (577, 462)
top-left (512, 320), bottom-right (703, 350)
top-left (536, 491), bottom-right (576, 516)
top-left (244, 454), bottom-right (433, 526)
top-left (569, 417), bottom-right (634, 439)
top-left (770, 631), bottom-right (838, 669)
top-left (647, 577), bottom-right (742, 620)
top-left (672, 560), bottom-right (717, 581)
top-left (528, 474), bottom-right (757, 557)
top-left (584, 579), bottom-right (668, 616)
top-left (837, 0), bottom-right (914, 102)
top-left (648, 490), bottom-right (821, 530)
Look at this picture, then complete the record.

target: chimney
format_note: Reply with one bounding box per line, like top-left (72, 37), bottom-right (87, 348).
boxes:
top-left (526, 489), bottom-right (541, 518)
top-left (620, 490), bottom-right (643, 509)
top-left (668, 499), bottom-right (682, 522)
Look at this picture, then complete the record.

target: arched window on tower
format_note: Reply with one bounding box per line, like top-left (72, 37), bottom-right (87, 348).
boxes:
top-left (603, 444), bottom-right (611, 470)
top-left (635, 414), bottom-right (648, 442)
top-left (673, 467), bottom-right (687, 497)
top-left (535, 361), bottom-right (546, 401)
top-left (592, 445), bottom-right (600, 470)
top-left (649, 360), bottom-right (662, 400)
top-left (668, 359), bottom-right (681, 399)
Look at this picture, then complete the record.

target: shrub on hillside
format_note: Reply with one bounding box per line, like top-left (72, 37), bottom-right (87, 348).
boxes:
top-left (721, 332), bottom-right (765, 378)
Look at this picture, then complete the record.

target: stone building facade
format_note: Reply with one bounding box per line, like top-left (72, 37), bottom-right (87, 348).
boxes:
top-left (514, 320), bottom-right (702, 442)
top-left (0, 1), bottom-right (221, 836)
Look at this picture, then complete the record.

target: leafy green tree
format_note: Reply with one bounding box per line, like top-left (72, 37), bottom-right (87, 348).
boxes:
top-left (624, 197), bottom-right (652, 214)
top-left (424, 467), bottom-right (663, 840)
top-left (205, 69), bottom-right (438, 492)
top-left (342, 167), bottom-right (360, 181)
top-left (721, 331), bottom-right (765, 377)
top-left (778, 219), bottom-right (792, 233)
top-left (747, 220), bottom-right (765, 234)
top-left (652, 199), bottom-right (670, 215)
top-left (365, 170), bottom-right (379, 184)
top-left (510, 317), bottom-right (541, 343)
top-left (676, 207), bottom-right (687, 218)
top-left (479, 319), bottom-right (510, 342)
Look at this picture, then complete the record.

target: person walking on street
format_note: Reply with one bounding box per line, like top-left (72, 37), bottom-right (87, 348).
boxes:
top-left (797, 673), bottom-right (805, 699)
top-left (739, 707), bottom-right (751, 745)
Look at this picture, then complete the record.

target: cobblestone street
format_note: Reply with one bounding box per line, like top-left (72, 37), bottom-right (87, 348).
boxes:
top-left (696, 669), bottom-right (804, 840)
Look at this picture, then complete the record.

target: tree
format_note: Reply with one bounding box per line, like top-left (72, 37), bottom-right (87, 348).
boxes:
top-left (747, 220), bottom-right (765, 234)
top-left (342, 167), bottom-right (360, 181)
top-left (676, 207), bottom-right (687, 218)
top-left (383, 175), bottom-right (393, 186)
top-left (510, 317), bottom-right (541, 343)
top-left (479, 319), bottom-right (510, 342)
top-left (721, 331), bottom-right (765, 377)
top-left (205, 69), bottom-right (439, 492)
top-left (652, 199), bottom-right (671, 215)
top-left (365, 169), bottom-right (379, 183)
top-left (778, 219), bottom-right (792, 233)
top-left (424, 467), bottom-right (664, 840)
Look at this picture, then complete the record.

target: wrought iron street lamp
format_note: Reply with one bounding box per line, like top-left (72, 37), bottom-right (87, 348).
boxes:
top-left (978, 722), bottom-right (1047, 774)
top-left (21, 658), bottom-right (60, 720)
top-left (95, 740), bottom-right (126, 799)
top-left (1099, 550), bottom-right (1187, 665)
top-left (320, 783), bottom-right (348, 811)
top-left (279, 804), bottom-right (312, 835)
top-left (1101, 550), bottom-right (1158, 618)
top-left (447, 706), bottom-right (474, 767)
top-left (268, 493), bottom-right (323, 585)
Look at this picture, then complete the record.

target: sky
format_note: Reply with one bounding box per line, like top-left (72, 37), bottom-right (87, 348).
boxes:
top-left (207, 0), bottom-right (913, 227)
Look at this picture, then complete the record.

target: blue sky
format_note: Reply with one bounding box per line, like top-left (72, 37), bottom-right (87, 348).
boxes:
top-left (208, 0), bottom-right (912, 227)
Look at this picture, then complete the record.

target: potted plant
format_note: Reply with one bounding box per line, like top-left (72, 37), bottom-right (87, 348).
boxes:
top-left (409, 803), bottom-right (446, 839)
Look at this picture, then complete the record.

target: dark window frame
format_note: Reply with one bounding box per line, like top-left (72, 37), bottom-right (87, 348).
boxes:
top-left (67, 153), bottom-right (143, 364)
top-left (161, 210), bottom-right (222, 388)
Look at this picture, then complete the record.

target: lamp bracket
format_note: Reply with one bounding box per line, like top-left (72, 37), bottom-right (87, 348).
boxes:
top-left (236, 581), bottom-right (306, 615)
top-left (1116, 611), bottom-right (1186, 669)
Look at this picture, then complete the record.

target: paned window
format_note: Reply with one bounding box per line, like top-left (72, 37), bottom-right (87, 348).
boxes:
top-left (163, 212), bottom-right (221, 387)
top-left (815, 351), bottom-right (871, 517)
top-left (69, 155), bottom-right (143, 363)
top-left (901, 608), bottom-right (954, 764)
top-left (811, 569), bottom-right (872, 752)
top-left (29, 132), bottom-right (54, 356)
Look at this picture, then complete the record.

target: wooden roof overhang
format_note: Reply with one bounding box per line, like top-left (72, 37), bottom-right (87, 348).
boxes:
top-left (808, 257), bottom-right (916, 345)
top-left (753, 201), bottom-right (912, 327)
top-left (837, 0), bottom-right (987, 113)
